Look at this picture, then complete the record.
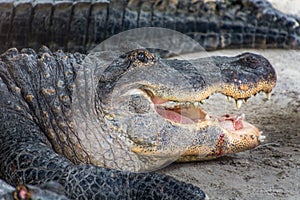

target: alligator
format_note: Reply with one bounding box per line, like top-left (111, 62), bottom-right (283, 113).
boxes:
top-left (0, 0), bottom-right (299, 53)
top-left (0, 0), bottom-right (298, 199)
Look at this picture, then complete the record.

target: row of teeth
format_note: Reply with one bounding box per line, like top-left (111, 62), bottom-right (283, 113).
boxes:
top-left (158, 91), bottom-right (271, 110)
top-left (227, 92), bottom-right (271, 109)
top-left (159, 100), bottom-right (206, 109)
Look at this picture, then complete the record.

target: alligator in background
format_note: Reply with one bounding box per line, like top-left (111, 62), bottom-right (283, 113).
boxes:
top-left (0, 0), bottom-right (298, 199)
top-left (0, 0), bottom-right (299, 53)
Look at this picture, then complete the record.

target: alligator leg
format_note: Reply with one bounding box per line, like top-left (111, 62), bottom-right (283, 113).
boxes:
top-left (0, 127), bottom-right (205, 200)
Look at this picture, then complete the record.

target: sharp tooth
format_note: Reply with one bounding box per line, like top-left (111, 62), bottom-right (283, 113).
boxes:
top-left (178, 102), bottom-right (184, 106)
top-left (194, 102), bottom-right (199, 107)
top-left (265, 92), bottom-right (271, 100)
top-left (235, 99), bottom-right (243, 109)
top-left (186, 102), bottom-right (191, 107)
top-left (161, 101), bottom-right (176, 108)
top-left (205, 114), bottom-right (211, 121)
top-left (200, 100), bottom-right (205, 104)
top-left (241, 113), bottom-right (245, 120)
top-left (259, 133), bottom-right (266, 142)
top-left (227, 96), bottom-right (233, 102)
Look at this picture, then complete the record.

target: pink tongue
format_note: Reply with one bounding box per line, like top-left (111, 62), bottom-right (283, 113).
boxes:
top-left (152, 97), bottom-right (244, 128)
top-left (152, 97), bottom-right (195, 124)
top-left (155, 108), bottom-right (195, 124)
top-left (218, 115), bottom-right (244, 130)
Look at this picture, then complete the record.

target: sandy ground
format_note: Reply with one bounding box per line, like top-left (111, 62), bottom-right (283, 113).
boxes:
top-left (161, 0), bottom-right (300, 200)
top-left (160, 49), bottom-right (300, 200)
top-left (159, 1), bottom-right (300, 199)
top-left (270, 0), bottom-right (300, 16)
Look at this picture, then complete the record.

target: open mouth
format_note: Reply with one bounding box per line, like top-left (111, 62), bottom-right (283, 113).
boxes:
top-left (134, 85), bottom-right (269, 149)
top-left (152, 96), bottom-right (208, 124)
top-left (128, 87), bottom-right (268, 160)
top-left (152, 95), bottom-right (246, 131)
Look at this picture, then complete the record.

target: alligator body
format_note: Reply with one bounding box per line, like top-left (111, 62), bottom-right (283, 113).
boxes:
top-left (0, 47), bottom-right (276, 199)
top-left (0, 0), bottom-right (299, 53)
top-left (0, 48), bottom-right (276, 199)
top-left (0, 0), bottom-right (294, 199)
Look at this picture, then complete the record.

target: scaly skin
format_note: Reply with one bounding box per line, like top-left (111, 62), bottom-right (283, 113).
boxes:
top-left (0, 47), bottom-right (209, 199)
top-left (0, 0), bottom-right (287, 199)
top-left (0, 46), bottom-right (275, 199)
top-left (0, 0), bottom-right (299, 53)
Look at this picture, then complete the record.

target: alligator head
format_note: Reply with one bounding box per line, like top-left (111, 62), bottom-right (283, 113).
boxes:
top-left (73, 49), bottom-right (276, 172)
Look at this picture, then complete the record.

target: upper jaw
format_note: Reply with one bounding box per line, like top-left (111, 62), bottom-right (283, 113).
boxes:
top-left (136, 84), bottom-right (273, 127)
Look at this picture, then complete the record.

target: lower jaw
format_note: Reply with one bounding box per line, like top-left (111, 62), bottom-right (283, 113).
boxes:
top-left (177, 120), bottom-right (263, 162)
top-left (152, 97), bottom-right (265, 160)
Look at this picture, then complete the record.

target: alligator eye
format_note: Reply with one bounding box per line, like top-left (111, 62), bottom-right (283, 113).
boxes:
top-left (137, 52), bottom-right (148, 63)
